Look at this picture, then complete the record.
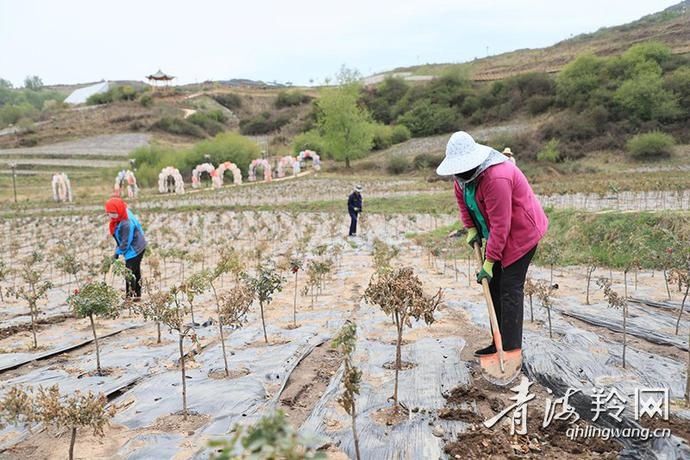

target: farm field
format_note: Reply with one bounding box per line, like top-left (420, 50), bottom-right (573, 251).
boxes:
top-left (0, 178), bottom-right (689, 458)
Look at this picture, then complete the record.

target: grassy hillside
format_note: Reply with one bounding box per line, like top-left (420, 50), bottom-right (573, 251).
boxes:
top-left (385, 1), bottom-right (690, 81)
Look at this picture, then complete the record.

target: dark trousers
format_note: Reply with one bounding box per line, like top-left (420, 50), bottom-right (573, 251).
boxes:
top-left (487, 245), bottom-right (537, 350)
top-left (125, 250), bottom-right (145, 298)
top-left (348, 212), bottom-right (358, 236)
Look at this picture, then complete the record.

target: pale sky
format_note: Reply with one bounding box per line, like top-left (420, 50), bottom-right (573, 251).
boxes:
top-left (0, 0), bottom-right (680, 87)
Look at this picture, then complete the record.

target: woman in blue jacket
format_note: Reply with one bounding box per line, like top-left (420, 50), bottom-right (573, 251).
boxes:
top-left (105, 196), bottom-right (147, 300)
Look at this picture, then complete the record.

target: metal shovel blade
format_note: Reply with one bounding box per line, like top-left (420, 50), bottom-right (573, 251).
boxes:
top-left (479, 348), bottom-right (523, 386)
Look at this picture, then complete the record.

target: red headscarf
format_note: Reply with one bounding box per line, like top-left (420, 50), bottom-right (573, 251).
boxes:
top-left (105, 196), bottom-right (128, 235)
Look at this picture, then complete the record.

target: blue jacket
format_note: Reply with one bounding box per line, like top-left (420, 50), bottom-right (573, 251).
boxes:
top-left (348, 192), bottom-right (362, 214)
top-left (114, 212), bottom-right (147, 260)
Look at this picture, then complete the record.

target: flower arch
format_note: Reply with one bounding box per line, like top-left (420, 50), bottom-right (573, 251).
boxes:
top-left (192, 162), bottom-right (216, 188)
top-left (248, 158), bottom-right (272, 182)
top-left (158, 166), bottom-right (185, 194)
top-left (298, 150), bottom-right (321, 171)
top-left (213, 161), bottom-right (242, 188)
top-left (51, 173), bottom-right (73, 203)
top-left (276, 156), bottom-right (301, 178)
top-left (114, 169), bottom-right (138, 198)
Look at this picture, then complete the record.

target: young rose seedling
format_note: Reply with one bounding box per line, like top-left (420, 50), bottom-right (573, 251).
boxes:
top-left (584, 257), bottom-right (597, 305)
top-left (597, 277), bottom-right (628, 368)
top-left (669, 268), bottom-right (690, 336)
top-left (0, 385), bottom-right (115, 460)
top-left (364, 267), bottom-right (442, 411)
top-left (180, 271), bottom-right (209, 326)
top-left (524, 277), bottom-right (537, 322)
top-left (137, 287), bottom-right (197, 419)
top-left (332, 320), bottom-right (362, 460)
top-left (371, 238), bottom-right (399, 274)
top-left (208, 250), bottom-right (246, 375)
top-left (68, 281), bottom-right (121, 375)
top-left (217, 284), bottom-right (255, 377)
top-left (535, 280), bottom-right (557, 338)
top-left (245, 264), bottom-right (285, 344)
top-left (0, 259), bottom-right (9, 302)
top-left (6, 252), bottom-right (52, 349)
top-left (54, 244), bottom-right (83, 290)
top-left (289, 257), bottom-right (303, 327)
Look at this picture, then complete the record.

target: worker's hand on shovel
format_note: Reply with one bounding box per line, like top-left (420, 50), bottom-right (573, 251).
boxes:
top-left (465, 227), bottom-right (481, 248)
top-left (476, 260), bottom-right (494, 284)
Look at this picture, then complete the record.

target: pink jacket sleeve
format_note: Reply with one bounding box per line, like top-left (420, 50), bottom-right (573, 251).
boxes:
top-left (483, 178), bottom-right (513, 263)
top-left (453, 180), bottom-right (475, 229)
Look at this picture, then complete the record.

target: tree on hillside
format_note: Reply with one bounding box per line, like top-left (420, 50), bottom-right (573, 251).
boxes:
top-left (24, 76), bottom-right (43, 91)
top-left (316, 67), bottom-right (373, 168)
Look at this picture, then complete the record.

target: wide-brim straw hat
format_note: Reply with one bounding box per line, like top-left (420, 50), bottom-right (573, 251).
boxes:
top-left (502, 147), bottom-right (513, 156)
top-left (436, 131), bottom-right (493, 176)
top-left (354, 185), bottom-right (363, 192)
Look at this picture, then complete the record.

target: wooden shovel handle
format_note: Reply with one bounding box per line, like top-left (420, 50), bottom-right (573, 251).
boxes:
top-left (473, 243), bottom-right (505, 372)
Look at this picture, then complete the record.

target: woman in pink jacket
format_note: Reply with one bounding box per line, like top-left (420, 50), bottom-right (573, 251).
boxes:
top-left (437, 131), bottom-right (548, 356)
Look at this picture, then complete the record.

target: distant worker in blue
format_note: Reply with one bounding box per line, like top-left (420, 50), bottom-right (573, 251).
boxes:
top-left (105, 196), bottom-right (148, 300)
top-left (347, 185), bottom-right (363, 237)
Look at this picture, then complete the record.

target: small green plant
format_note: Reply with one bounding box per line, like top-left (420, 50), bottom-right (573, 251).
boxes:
top-left (68, 282), bottom-right (121, 375)
top-left (537, 138), bottom-right (561, 162)
top-left (627, 131), bottom-right (675, 160)
top-left (597, 278), bottom-right (628, 368)
top-left (0, 385), bottom-right (114, 460)
top-left (535, 280), bottom-right (557, 338)
top-left (364, 267), bottom-right (442, 411)
top-left (332, 321), bottom-right (362, 460)
top-left (585, 258), bottom-right (597, 305)
top-left (209, 410), bottom-right (325, 459)
top-left (6, 252), bottom-right (52, 349)
top-left (246, 264), bottom-right (285, 344)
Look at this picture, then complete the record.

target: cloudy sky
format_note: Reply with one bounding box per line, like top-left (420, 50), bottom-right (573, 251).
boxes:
top-left (0, 0), bottom-right (679, 87)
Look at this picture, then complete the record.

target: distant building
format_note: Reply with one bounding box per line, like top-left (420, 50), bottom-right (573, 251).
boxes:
top-left (64, 81), bottom-right (110, 105)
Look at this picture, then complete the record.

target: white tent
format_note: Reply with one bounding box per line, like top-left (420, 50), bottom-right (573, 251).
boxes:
top-left (64, 81), bottom-right (110, 105)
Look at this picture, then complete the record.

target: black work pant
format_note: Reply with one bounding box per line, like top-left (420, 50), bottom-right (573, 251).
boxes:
top-left (349, 212), bottom-right (358, 236)
top-left (125, 250), bottom-right (145, 298)
top-left (487, 245), bottom-right (537, 350)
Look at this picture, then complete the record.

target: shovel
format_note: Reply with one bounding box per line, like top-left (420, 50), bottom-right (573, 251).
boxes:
top-left (473, 242), bottom-right (522, 386)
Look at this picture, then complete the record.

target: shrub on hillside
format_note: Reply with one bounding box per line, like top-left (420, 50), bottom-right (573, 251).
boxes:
top-left (391, 124), bottom-right (411, 144)
top-left (413, 152), bottom-right (444, 170)
top-left (386, 155), bottom-right (410, 175)
top-left (212, 93), bottom-right (242, 110)
top-left (484, 131), bottom-right (540, 161)
top-left (275, 90), bottom-right (312, 108)
top-left (614, 68), bottom-right (680, 121)
top-left (397, 100), bottom-right (457, 137)
top-left (239, 112), bottom-right (291, 135)
top-left (150, 116), bottom-right (207, 138)
top-left (187, 110), bottom-right (227, 136)
top-left (87, 85), bottom-right (139, 105)
top-left (526, 95), bottom-right (554, 115)
top-left (664, 66), bottom-right (690, 114)
top-left (292, 130), bottom-right (326, 156)
top-left (138, 94), bottom-right (153, 107)
top-left (188, 132), bottom-right (260, 174)
top-left (537, 139), bottom-right (561, 162)
top-left (626, 131), bottom-right (675, 160)
top-left (371, 124), bottom-right (393, 150)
